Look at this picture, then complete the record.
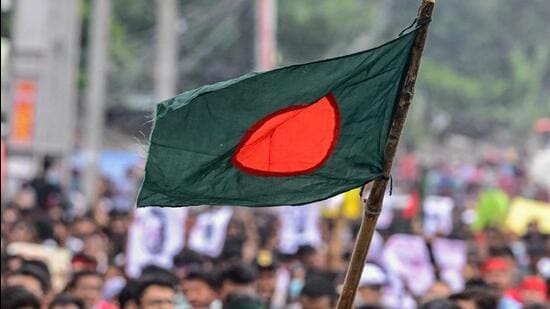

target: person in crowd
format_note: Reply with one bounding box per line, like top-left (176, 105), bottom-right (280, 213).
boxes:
top-left (29, 155), bottom-right (64, 212)
top-left (449, 288), bottom-right (501, 309)
top-left (356, 263), bottom-right (387, 307)
top-left (218, 263), bottom-right (257, 301)
top-left (4, 261), bottom-right (51, 301)
top-left (181, 267), bottom-right (220, 309)
top-left (419, 298), bottom-right (460, 309)
top-left (295, 245), bottom-right (325, 271)
top-left (8, 218), bottom-right (40, 243)
top-left (49, 293), bottom-right (86, 309)
top-left (223, 293), bottom-right (265, 309)
top-left (70, 253), bottom-right (99, 272)
top-left (519, 275), bottom-right (548, 305)
top-left (422, 280), bottom-right (453, 304)
top-left (0, 285), bottom-right (41, 309)
top-left (298, 274), bottom-right (336, 309)
top-left (480, 257), bottom-right (523, 307)
top-left (66, 270), bottom-right (105, 309)
top-left (135, 274), bottom-right (177, 309)
top-left (117, 280), bottom-right (139, 309)
top-left (254, 252), bottom-right (279, 305)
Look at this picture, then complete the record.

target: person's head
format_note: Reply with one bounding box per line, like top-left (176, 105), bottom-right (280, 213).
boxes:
top-left (355, 305), bottom-right (386, 309)
top-left (67, 270), bottom-right (104, 309)
top-left (71, 216), bottom-right (97, 240)
top-left (1, 285), bottom-right (41, 309)
top-left (70, 253), bottom-right (98, 272)
top-left (254, 251), bottom-right (278, 303)
top-left (219, 263), bottom-right (256, 300)
top-left (136, 274), bottom-right (177, 309)
top-left (5, 262), bottom-right (51, 300)
top-left (295, 245), bottom-right (324, 270)
top-left (49, 293), bottom-right (86, 309)
top-left (9, 219), bottom-right (39, 243)
top-left (419, 298), bottom-right (460, 309)
top-left (2, 254), bottom-right (24, 273)
top-left (181, 268), bottom-right (218, 309)
top-left (357, 263), bottom-right (387, 305)
top-left (140, 265), bottom-right (178, 285)
top-left (422, 280), bottom-right (453, 304)
top-left (481, 257), bottom-right (515, 292)
top-left (224, 293), bottom-right (265, 309)
top-left (449, 288), bottom-right (499, 309)
top-left (519, 276), bottom-right (547, 305)
top-left (118, 280), bottom-right (139, 309)
top-left (299, 274), bottom-right (336, 309)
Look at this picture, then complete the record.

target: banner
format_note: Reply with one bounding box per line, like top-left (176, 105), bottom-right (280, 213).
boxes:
top-left (126, 207), bottom-right (187, 277)
top-left (432, 238), bottom-right (467, 291)
top-left (423, 195), bottom-right (455, 236)
top-left (505, 197), bottom-right (550, 235)
top-left (382, 234), bottom-right (434, 296)
top-left (278, 203), bottom-right (322, 254)
top-left (188, 207), bottom-right (233, 257)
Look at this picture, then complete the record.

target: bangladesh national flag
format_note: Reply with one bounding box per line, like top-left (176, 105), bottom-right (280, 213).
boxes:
top-left (138, 27), bottom-right (421, 207)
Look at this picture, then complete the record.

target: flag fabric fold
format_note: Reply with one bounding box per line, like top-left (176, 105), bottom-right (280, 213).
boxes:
top-left (138, 28), bottom-right (420, 207)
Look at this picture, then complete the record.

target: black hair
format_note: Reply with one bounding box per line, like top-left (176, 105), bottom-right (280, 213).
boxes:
top-left (488, 245), bottom-right (515, 259)
top-left (1, 285), bottom-right (41, 309)
top-left (9, 262), bottom-right (51, 294)
top-left (66, 270), bottom-right (102, 290)
top-left (185, 266), bottom-right (218, 289)
top-left (295, 245), bottom-right (317, 259)
top-left (224, 293), bottom-right (265, 309)
top-left (464, 278), bottom-right (490, 289)
top-left (136, 274), bottom-right (176, 304)
top-left (140, 264), bottom-right (178, 286)
top-left (419, 298), bottom-right (460, 309)
top-left (356, 305), bottom-right (386, 309)
top-left (449, 288), bottom-right (499, 309)
top-left (300, 274), bottom-right (336, 301)
top-left (24, 259), bottom-right (50, 278)
top-left (42, 155), bottom-right (58, 171)
top-left (172, 249), bottom-right (206, 268)
top-left (220, 263), bottom-right (256, 285)
top-left (49, 292), bottom-right (85, 309)
top-left (118, 279), bottom-right (139, 309)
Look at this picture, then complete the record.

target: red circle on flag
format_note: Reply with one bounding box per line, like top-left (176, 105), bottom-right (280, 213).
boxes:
top-left (232, 93), bottom-right (341, 176)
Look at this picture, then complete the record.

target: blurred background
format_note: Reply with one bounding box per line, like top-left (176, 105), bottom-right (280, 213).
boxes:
top-left (0, 0), bottom-right (549, 308)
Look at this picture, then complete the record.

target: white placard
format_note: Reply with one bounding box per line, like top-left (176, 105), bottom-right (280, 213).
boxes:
top-left (188, 207), bottom-right (233, 257)
top-left (382, 233), bottom-right (434, 296)
top-left (126, 207), bottom-right (187, 277)
top-left (432, 238), bottom-right (467, 291)
top-left (278, 203), bottom-right (322, 254)
top-left (423, 195), bottom-right (455, 236)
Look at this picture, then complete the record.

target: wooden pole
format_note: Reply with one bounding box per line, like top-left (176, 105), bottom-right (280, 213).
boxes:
top-left (335, 1), bottom-right (435, 308)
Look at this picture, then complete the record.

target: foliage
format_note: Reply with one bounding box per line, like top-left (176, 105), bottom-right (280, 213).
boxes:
top-left (75, 0), bottom-right (550, 140)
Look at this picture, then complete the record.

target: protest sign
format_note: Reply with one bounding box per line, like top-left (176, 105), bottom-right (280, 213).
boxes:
top-left (126, 207), bottom-right (187, 277)
top-left (188, 207), bottom-right (233, 257)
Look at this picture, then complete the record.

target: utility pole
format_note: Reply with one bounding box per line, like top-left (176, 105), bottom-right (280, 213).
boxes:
top-left (154, 0), bottom-right (179, 100)
top-left (255, 0), bottom-right (277, 71)
top-left (82, 0), bottom-right (111, 203)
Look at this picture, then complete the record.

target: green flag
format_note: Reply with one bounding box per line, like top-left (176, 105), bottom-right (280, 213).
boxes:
top-left (138, 28), bottom-right (420, 207)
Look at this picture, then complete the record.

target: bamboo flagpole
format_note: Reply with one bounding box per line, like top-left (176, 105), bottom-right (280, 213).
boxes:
top-left (335, 0), bottom-right (436, 308)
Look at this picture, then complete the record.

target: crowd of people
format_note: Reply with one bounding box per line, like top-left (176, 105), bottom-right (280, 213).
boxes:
top-left (1, 143), bottom-right (549, 309)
